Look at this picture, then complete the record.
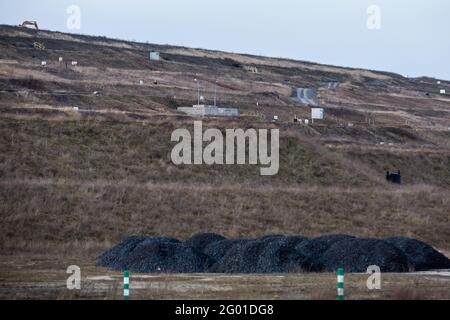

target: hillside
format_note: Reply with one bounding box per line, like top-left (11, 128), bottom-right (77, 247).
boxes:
top-left (0, 24), bottom-right (449, 257)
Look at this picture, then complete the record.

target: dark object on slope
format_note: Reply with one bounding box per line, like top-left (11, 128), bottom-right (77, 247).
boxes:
top-left (184, 233), bottom-right (227, 252)
top-left (321, 238), bottom-right (410, 272)
top-left (124, 241), bottom-right (214, 273)
top-left (96, 236), bottom-right (179, 270)
top-left (295, 234), bottom-right (355, 269)
top-left (386, 170), bottom-right (402, 184)
top-left (385, 237), bottom-right (450, 271)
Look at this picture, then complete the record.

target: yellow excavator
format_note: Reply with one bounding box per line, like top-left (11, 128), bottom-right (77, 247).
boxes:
top-left (33, 42), bottom-right (45, 50)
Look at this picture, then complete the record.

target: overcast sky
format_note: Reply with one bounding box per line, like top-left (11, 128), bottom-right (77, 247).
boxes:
top-left (1, 0), bottom-right (449, 79)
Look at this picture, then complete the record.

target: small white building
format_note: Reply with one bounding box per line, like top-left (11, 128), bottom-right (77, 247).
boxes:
top-left (440, 89), bottom-right (446, 95)
top-left (41, 61), bottom-right (47, 66)
top-left (311, 108), bottom-right (324, 120)
top-left (149, 51), bottom-right (160, 61)
top-left (58, 57), bottom-right (63, 62)
top-left (243, 65), bottom-right (259, 73)
top-left (71, 61), bottom-right (78, 66)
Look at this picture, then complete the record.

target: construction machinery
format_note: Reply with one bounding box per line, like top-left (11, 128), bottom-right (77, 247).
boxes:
top-left (33, 42), bottom-right (45, 50)
top-left (20, 21), bottom-right (39, 30)
top-left (20, 21), bottom-right (44, 49)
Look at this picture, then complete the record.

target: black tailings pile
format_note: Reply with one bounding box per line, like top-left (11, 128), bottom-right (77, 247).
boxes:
top-left (97, 233), bottom-right (450, 273)
top-left (385, 237), bottom-right (450, 271)
top-left (321, 238), bottom-right (410, 272)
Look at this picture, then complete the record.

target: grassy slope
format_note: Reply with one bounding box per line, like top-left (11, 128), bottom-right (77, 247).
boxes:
top-left (1, 118), bottom-right (449, 252)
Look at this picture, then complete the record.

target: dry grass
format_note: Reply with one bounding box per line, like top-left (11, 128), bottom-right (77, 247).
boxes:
top-left (1, 117), bottom-right (449, 255)
top-left (1, 26), bottom-right (450, 300)
top-left (1, 179), bottom-right (449, 254)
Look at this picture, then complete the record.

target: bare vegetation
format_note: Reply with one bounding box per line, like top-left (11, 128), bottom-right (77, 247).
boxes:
top-left (0, 25), bottom-right (449, 299)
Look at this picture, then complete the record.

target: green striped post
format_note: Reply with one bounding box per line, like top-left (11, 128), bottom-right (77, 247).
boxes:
top-left (337, 268), bottom-right (344, 300)
top-left (123, 270), bottom-right (130, 300)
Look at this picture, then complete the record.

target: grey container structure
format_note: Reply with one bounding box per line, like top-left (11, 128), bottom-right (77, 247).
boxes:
top-left (149, 51), bottom-right (160, 61)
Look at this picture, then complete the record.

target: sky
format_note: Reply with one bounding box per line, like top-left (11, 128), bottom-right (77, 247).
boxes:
top-left (1, 0), bottom-right (449, 79)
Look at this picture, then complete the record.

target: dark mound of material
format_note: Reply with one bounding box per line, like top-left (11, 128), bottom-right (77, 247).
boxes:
top-left (97, 236), bottom-right (212, 273)
top-left (124, 241), bottom-right (214, 273)
top-left (98, 234), bottom-right (450, 273)
top-left (208, 236), bottom-right (312, 273)
top-left (184, 233), bottom-right (227, 252)
top-left (208, 237), bottom-right (280, 273)
top-left (96, 236), bottom-right (179, 270)
top-left (256, 234), bottom-right (287, 242)
top-left (255, 236), bottom-right (320, 272)
top-left (385, 237), bottom-right (450, 271)
top-left (321, 238), bottom-right (410, 272)
top-left (204, 239), bottom-right (250, 263)
top-left (295, 234), bottom-right (355, 266)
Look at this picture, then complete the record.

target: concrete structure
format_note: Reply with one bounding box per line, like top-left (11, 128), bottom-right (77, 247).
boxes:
top-left (149, 51), bottom-right (160, 61)
top-left (311, 107), bottom-right (324, 120)
top-left (243, 65), bottom-right (259, 73)
top-left (177, 105), bottom-right (239, 117)
top-left (440, 89), bottom-right (446, 95)
top-left (318, 82), bottom-right (339, 89)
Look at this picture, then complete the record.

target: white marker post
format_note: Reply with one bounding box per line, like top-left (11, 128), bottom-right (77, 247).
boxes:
top-left (123, 270), bottom-right (130, 300)
top-left (337, 268), bottom-right (344, 300)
